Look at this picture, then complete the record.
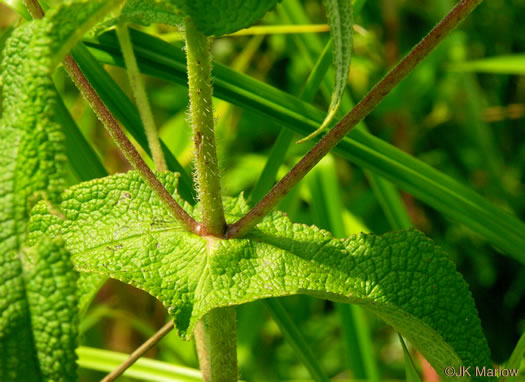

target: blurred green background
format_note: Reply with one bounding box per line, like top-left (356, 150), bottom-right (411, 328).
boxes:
top-left (1, 0), bottom-right (524, 380)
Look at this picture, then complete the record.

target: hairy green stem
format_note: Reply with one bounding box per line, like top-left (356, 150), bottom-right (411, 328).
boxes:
top-left (226, 0), bottom-right (484, 239)
top-left (184, 17), bottom-right (226, 237)
top-left (23, 0), bottom-right (200, 235)
top-left (194, 307), bottom-right (238, 382)
top-left (116, 21), bottom-right (167, 172)
top-left (183, 17), bottom-right (236, 381)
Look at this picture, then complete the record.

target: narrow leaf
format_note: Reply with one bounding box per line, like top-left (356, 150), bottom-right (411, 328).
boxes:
top-left (264, 299), bottom-right (330, 382)
top-left (297, 0), bottom-right (353, 144)
top-left (399, 335), bottom-right (423, 382)
top-left (505, 331), bottom-right (525, 382)
top-left (30, 171), bottom-right (493, 381)
top-left (449, 55), bottom-right (525, 75)
top-left (77, 346), bottom-right (202, 381)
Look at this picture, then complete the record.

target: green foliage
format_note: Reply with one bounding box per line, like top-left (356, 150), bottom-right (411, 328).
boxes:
top-left (84, 28), bottom-right (525, 264)
top-left (298, 0), bottom-right (353, 143)
top-left (30, 171), bottom-right (493, 380)
top-left (2, 0), bottom-right (522, 380)
top-left (0, 0), bottom-right (120, 380)
top-left (25, 238), bottom-right (79, 382)
top-left (120, 0), bottom-right (183, 27)
top-left (168, 0), bottom-right (282, 36)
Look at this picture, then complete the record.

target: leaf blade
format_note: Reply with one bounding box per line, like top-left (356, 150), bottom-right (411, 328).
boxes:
top-left (30, 172), bottom-right (493, 381)
top-left (297, 0), bottom-right (353, 144)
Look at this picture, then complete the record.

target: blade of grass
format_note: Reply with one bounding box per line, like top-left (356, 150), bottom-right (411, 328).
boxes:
top-left (81, 27), bottom-right (525, 262)
top-left (250, 39), bottom-right (333, 205)
top-left (228, 24), bottom-right (330, 36)
top-left (264, 298), bottom-right (330, 382)
top-left (367, 175), bottom-right (412, 230)
top-left (161, 24), bottom-right (330, 42)
top-left (398, 335), bottom-right (423, 382)
top-left (307, 155), bottom-right (379, 380)
top-left (77, 346), bottom-right (202, 382)
top-left (448, 55), bottom-right (525, 75)
top-left (505, 331), bottom-right (525, 382)
top-left (116, 22), bottom-right (167, 171)
top-left (54, 87), bottom-right (108, 181)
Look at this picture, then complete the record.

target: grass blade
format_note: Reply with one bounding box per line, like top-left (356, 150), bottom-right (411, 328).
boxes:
top-left (250, 38), bottom-right (333, 205)
top-left (264, 299), bottom-right (330, 382)
top-left (398, 335), bottom-right (423, 382)
top-left (449, 55), bottom-right (525, 75)
top-left (77, 346), bottom-right (202, 381)
top-left (307, 155), bottom-right (380, 380)
top-left (55, 87), bottom-right (108, 181)
top-left (297, 0), bottom-right (353, 144)
top-left (505, 331), bottom-right (525, 382)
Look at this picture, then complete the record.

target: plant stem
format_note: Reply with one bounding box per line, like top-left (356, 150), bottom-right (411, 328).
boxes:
top-left (184, 17), bottom-right (226, 237)
top-left (194, 307), bottom-right (238, 382)
top-left (226, 0), bottom-right (483, 239)
top-left (23, 0), bottom-right (43, 18)
top-left (116, 21), bottom-right (167, 172)
top-left (101, 321), bottom-right (174, 382)
top-left (23, 0), bottom-right (201, 235)
top-left (183, 17), bottom-right (237, 381)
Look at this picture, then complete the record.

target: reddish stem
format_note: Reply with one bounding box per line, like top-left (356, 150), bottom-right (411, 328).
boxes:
top-left (226, 0), bottom-right (483, 239)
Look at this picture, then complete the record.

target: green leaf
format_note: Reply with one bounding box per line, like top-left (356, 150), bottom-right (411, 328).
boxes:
top-left (0, 1), bottom-right (121, 379)
top-left (30, 171), bottom-right (493, 381)
top-left (169, 0), bottom-right (282, 36)
top-left (24, 238), bottom-right (79, 382)
top-left (120, 0), bottom-right (183, 26)
top-left (297, 0), bottom-right (353, 144)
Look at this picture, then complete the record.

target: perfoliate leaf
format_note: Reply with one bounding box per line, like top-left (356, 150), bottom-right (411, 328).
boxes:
top-left (297, 0), bottom-right (353, 144)
top-left (169, 0), bottom-right (282, 36)
top-left (30, 171), bottom-right (493, 381)
top-left (0, 0), bottom-right (121, 380)
top-left (120, 0), bottom-right (183, 27)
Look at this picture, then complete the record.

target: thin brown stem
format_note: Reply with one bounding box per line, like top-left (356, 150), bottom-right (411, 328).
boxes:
top-left (226, 0), bottom-right (483, 239)
top-left (101, 321), bottom-right (174, 382)
top-left (24, 0), bottom-right (201, 235)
